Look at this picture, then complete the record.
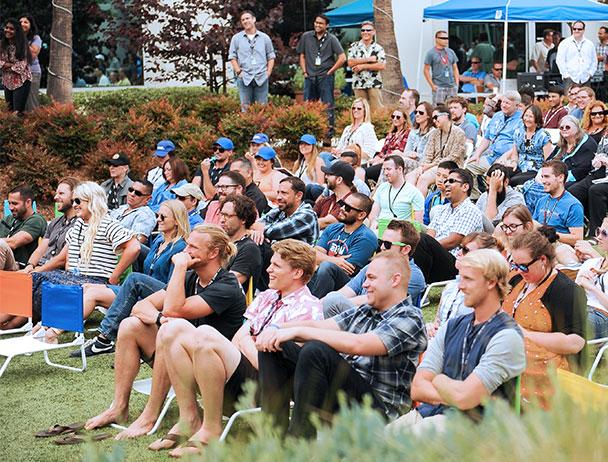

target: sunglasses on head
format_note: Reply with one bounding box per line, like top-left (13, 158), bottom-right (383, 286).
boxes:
top-left (72, 198), bottom-right (88, 205)
top-left (128, 187), bottom-right (149, 197)
top-left (559, 125), bottom-right (572, 131)
top-left (213, 146), bottom-right (226, 153)
top-left (391, 114), bottom-right (402, 120)
top-left (377, 238), bottom-right (407, 251)
top-left (596, 228), bottom-right (608, 239)
top-left (337, 199), bottom-right (363, 213)
top-left (509, 256), bottom-right (539, 273)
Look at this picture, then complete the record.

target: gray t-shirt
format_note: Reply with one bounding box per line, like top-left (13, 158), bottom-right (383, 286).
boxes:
top-left (296, 31), bottom-right (344, 77)
top-left (420, 320), bottom-right (526, 394)
top-left (424, 47), bottom-right (458, 87)
top-left (41, 214), bottom-right (78, 262)
top-left (455, 119), bottom-right (478, 144)
top-left (476, 186), bottom-right (525, 223)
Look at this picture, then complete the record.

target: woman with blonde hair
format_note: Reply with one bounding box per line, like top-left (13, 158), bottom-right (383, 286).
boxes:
top-left (293, 134), bottom-right (325, 186)
top-left (332, 98), bottom-right (378, 161)
top-left (81, 199), bottom-right (190, 326)
top-left (29, 182), bottom-right (140, 343)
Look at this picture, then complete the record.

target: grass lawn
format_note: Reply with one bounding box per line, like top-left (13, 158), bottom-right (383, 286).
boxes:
top-left (0, 289), bottom-right (606, 461)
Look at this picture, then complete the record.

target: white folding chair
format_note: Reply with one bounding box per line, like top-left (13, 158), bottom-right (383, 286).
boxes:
top-left (0, 281), bottom-right (86, 378)
top-left (420, 280), bottom-right (454, 308)
top-left (587, 336), bottom-right (608, 386)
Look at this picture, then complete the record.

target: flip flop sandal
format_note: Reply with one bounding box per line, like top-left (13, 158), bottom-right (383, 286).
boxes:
top-left (168, 440), bottom-right (207, 459)
top-left (54, 432), bottom-right (112, 445)
top-left (149, 433), bottom-right (186, 451)
top-left (35, 422), bottom-right (85, 438)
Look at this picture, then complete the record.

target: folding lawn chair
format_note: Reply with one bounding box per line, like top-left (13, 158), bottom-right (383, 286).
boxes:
top-left (420, 279), bottom-right (454, 308)
top-left (587, 336), bottom-right (608, 387)
top-left (0, 271), bottom-right (33, 336)
top-left (0, 281), bottom-right (86, 378)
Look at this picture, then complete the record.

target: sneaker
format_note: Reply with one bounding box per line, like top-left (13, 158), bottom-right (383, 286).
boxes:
top-left (70, 336), bottom-right (115, 358)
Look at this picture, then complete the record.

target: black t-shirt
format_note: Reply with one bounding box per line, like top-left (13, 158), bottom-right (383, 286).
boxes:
top-left (246, 182), bottom-right (269, 215)
top-left (184, 268), bottom-right (246, 340)
top-left (194, 163), bottom-right (231, 185)
top-left (229, 236), bottom-right (262, 293)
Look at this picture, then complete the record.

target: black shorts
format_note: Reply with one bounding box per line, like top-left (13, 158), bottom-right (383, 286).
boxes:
top-left (223, 353), bottom-right (259, 415)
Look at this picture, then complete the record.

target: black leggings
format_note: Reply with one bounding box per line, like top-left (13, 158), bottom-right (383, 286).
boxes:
top-left (4, 80), bottom-right (31, 113)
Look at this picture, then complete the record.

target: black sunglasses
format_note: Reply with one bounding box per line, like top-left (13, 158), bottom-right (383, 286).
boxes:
top-left (437, 36), bottom-right (449, 40)
top-left (572, 27), bottom-right (584, 31)
top-left (460, 245), bottom-right (472, 255)
top-left (128, 187), bottom-right (149, 197)
top-left (493, 67), bottom-right (503, 71)
top-left (156, 213), bottom-right (167, 222)
top-left (415, 110), bottom-right (426, 115)
top-left (510, 257), bottom-right (539, 273)
top-left (591, 111), bottom-right (607, 117)
top-left (391, 114), bottom-right (402, 120)
top-left (445, 178), bottom-right (464, 184)
top-left (471, 61), bottom-right (481, 64)
top-left (559, 125), bottom-right (572, 131)
top-left (72, 198), bottom-right (88, 205)
top-left (377, 239), bottom-right (407, 251)
top-left (213, 146), bottom-right (226, 153)
top-left (337, 199), bottom-right (364, 213)
top-left (361, 28), bottom-right (373, 32)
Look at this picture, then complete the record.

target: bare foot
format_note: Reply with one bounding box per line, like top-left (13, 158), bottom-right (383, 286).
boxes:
top-left (168, 441), bottom-right (206, 459)
top-left (168, 426), bottom-right (221, 457)
top-left (114, 413), bottom-right (157, 440)
top-left (148, 418), bottom-right (202, 451)
top-left (85, 406), bottom-right (128, 430)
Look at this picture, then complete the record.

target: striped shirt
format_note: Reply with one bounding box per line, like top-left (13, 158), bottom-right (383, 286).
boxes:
top-left (64, 215), bottom-right (133, 279)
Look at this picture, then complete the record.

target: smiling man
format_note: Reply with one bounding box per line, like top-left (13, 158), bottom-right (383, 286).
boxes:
top-left (109, 179), bottom-right (156, 244)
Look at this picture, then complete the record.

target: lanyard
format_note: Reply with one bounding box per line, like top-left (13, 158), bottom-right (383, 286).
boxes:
top-left (250, 296), bottom-right (284, 337)
top-left (316, 33), bottom-right (328, 59)
top-left (437, 47), bottom-right (449, 66)
top-left (388, 180), bottom-right (407, 218)
top-left (543, 107), bottom-right (563, 127)
top-left (542, 191), bottom-right (565, 224)
top-left (460, 310), bottom-right (501, 377)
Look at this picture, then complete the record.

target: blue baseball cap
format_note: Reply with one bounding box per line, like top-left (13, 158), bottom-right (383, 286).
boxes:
top-left (251, 133), bottom-right (269, 144)
top-left (213, 137), bottom-right (234, 150)
top-left (256, 146), bottom-right (277, 160)
top-left (154, 140), bottom-right (175, 157)
top-left (299, 134), bottom-right (317, 145)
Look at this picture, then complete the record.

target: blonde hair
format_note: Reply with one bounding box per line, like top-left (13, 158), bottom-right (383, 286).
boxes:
top-left (191, 224), bottom-right (237, 267)
top-left (459, 248), bottom-right (510, 299)
top-left (370, 252), bottom-right (411, 289)
top-left (351, 98), bottom-right (372, 124)
top-left (271, 239), bottom-right (316, 283)
top-left (74, 182), bottom-right (109, 266)
top-left (294, 143), bottom-right (320, 182)
top-left (158, 199), bottom-right (190, 242)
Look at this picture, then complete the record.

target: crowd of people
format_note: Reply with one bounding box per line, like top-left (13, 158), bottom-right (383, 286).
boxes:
top-left (0, 11), bottom-right (606, 458)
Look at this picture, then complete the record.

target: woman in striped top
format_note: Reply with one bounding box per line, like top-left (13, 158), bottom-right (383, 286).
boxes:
top-left (30, 182), bottom-right (140, 343)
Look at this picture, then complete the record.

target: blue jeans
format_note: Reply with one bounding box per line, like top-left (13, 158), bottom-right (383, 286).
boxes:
top-left (307, 261), bottom-right (352, 298)
top-left (237, 77), bottom-right (268, 110)
top-left (588, 307), bottom-right (608, 340)
top-left (99, 272), bottom-right (166, 341)
top-left (304, 75), bottom-right (335, 135)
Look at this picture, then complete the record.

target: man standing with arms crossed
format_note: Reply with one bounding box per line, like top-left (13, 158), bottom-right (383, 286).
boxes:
top-left (297, 14), bottom-right (346, 137)
top-left (556, 21), bottom-right (597, 89)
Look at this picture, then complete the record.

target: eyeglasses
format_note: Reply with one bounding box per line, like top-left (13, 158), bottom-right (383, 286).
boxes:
top-left (216, 184), bottom-right (239, 190)
top-left (377, 239), bottom-right (407, 251)
top-left (493, 67), bottom-right (503, 71)
top-left (156, 213), bottom-right (167, 222)
top-left (361, 28), bottom-right (374, 32)
top-left (437, 36), bottom-right (449, 40)
top-left (72, 198), bottom-right (89, 205)
top-left (559, 125), bottom-right (572, 131)
top-left (510, 257), bottom-right (539, 273)
top-left (390, 114), bottom-right (402, 120)
top-left (128, 187), bottom-right (149, 197)
top-left (213, 146), bottom-right (226, 153)
top-left (502, 222), bottom-right (524, 233)
top-left (220, 212), bottom-right (238, 220)
top-left (352, 107), bottom-right (364, 111)
top-left (572, 27), bottom-right (584, 31)
top-left (337, 199), bottom-right (364, 213)
top-left (415, 110), bottom-right (426, 115)
top-left (471, 61), bottom-right (481, 64)
top-left (591, 111), bottom-right (606, 117)
top-left (596, 228), bottom-right (608, 239)
top-left (445, 178), bottom-right (464, 184)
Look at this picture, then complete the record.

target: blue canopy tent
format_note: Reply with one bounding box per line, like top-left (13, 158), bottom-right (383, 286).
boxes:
top-left (326, 0), bottom-right (373, 28)
top-left (419, 0), bottom-right (608, 89)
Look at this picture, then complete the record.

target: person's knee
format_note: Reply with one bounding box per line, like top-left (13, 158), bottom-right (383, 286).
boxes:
top-left (317, 261), bottom-right (340, 277)
top-left (299, 340), bottom-right (334, 364)
top-left (117, 316), bottom-right (144, 340)
top-left (192, 324), bottom-right (225, 352)
top-left (157, 318), bottom-right (191, 346)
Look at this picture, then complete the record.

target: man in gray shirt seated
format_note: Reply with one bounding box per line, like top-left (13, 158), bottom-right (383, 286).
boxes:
top-left (390, 249), bottom-right (525, 432)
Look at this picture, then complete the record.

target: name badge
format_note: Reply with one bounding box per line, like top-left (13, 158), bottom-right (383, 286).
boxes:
top-left (444, 69), bottom-right (450, 78)
top-left (315, 56), bottom-right (321, 66)
top-left (251, 56), bottom-right (257, 66)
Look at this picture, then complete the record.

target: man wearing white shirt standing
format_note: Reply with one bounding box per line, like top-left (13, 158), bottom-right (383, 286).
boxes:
top-left (556, 21), bottom-right (597, 88)
top-left (529, 29), bottom-right (554, 73)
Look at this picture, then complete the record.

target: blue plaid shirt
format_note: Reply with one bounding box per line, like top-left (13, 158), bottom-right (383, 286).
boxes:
top-left (483, 110), bottom-right (524, 164)
top-left (333, 297), bottom-right (428, 418)
top-left (261, 202), bottom-right (319, 245)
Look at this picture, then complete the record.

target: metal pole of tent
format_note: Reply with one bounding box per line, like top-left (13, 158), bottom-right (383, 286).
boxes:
top-left (501, 1), bottom-right (511, 91)
top-left (416, 19), bottom-right (426, 89)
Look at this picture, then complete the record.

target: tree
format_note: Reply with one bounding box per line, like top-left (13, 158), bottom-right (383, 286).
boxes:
top-left (47, 0), bottom-right (73, 103)
top-left (374, 0), bottom-right (403, 105)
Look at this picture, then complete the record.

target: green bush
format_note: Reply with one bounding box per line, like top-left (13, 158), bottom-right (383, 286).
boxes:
top-left (81, 140), bottom-right (154, 184)
top-left (189, 95), bottom-right (242, 127)
top-left (0, 111), bottom-right (25, 163)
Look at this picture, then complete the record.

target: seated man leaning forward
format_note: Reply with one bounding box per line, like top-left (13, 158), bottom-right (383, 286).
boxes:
top-left (256, 252), bottom-right (428, 439)
top-left (85, 225), bottom-right (246, 438)
top-left (154, 239), bottom-right (323, 456)
top-left (390, 249), bottom-right (525, 433)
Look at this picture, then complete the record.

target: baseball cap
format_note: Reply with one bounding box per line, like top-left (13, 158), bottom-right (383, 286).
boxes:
top-left (251, 133), bottom-right (269, 144)
top-left (154, 140), bottom-right (175, 158)
top-left (213, 137), bottom-right (234, 150)
top-left (171, 183), bottom-right (204, 201)
top-left (256, 146), bottom-right (277, 160)
top-left (299, 134), bottom-right (317, 145)
top-left (106, 152), bottom-right (130, 166)
top-left (321, 161), bottom-right (355, 186)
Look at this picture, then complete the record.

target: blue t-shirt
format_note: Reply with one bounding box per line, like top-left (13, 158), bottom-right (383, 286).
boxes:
top-left (143, 235), bottom-right (187, 283)
top-left (461, 69), bottom-right (487, 93)
top-left (483, 110), bottom-right (524, 164)
top-left (513, 128), bottom-right (551, 172)
top-left (149, 179), bottom-right (188, 213)
top-left (423, 190), bottom-right (449, 226)
top-left (347, 259), bottom-right (426, 306)
top-left (532, 191), bottom-right (584, 234)
top-left (316, 223), bottom-right (377, 273)
top-left (189, 209), bottom-right (204, 229)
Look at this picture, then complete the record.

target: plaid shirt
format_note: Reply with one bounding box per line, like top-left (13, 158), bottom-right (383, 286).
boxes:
top-left (428, 198), bottom-right (483, 256)
top-left (260, 202), bottom-right (319, 244)
top-left (595, 43), bottom-right (608, 78)
top-left (333, 298), bottom-right (428, 419)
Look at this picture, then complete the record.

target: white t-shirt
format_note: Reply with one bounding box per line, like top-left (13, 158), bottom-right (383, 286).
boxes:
top-left (373, 181), bottom-right (424, 221)
top-left (579, 257), bottom-right (608, 312)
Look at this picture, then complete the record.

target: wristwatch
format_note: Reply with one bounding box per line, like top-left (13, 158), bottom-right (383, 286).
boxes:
top-left (156, 312), bottom-right (163, 327)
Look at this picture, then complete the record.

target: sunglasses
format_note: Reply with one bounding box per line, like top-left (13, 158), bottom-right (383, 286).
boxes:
top-left (377, 239), bottom-right (407, 251)
top-left (471, 61), bottom-right (481, 64)
top-left (502, 222), bottom-right (524, 233)
top-left (437, 36), bottom-right (449, 40)
top-left (72, 198), bottom-right (88, 205)
top-left (213, 146), bottom-right (226, 153)
top-left (432, 113), bottom-right (448, 120)
top-left (596, 228), bottom-right (608, 239)
top-left (128, 187), bottom-right (149, 197)
top-left (591, 111), bottom-right (606, 117)
top-left (391, 114), bottom-right (402, 120)
top-left (415, 110), bottom-right (426, 115)
top-left (493, 67), bottom-right (503, 71)
top-left (156, 213), bottom-right (167, 222)
top-left (361, 28), bottom-right (373, 32)
top-left (559, 125), bottom-right (572, 131)
top-left (352, 107), bottom-right (364, 111)
top-left (337, 199), bottom-right (364, 213)
top-left (572, 27), bottom-right (584, 31)
top-left (445, 178), bottom-right (464, 184)
top-left (510, 257), bottom-right (539, 273)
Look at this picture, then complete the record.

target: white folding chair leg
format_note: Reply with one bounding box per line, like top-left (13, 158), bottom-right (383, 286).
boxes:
top-left (420, 280), bottom-right (453, 308)
top-left (0, 354), bottom-right (14, 378)
top-left (587, 337), bottom-right (608, 383)
top-left (43, 334), bottom-right (87, 372)
top-left (147, 393), bottom-right (177, 435)
top-left (219, 407), bottom-right (262, 442)
top-left (0, 319), bottom-right (33, 337)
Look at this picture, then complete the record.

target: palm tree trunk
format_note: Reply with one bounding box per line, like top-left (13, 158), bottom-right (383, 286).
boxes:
top-left (374, 0), bottom-right (402, 106)
top-left (47, 0), bottom-right (73, 104)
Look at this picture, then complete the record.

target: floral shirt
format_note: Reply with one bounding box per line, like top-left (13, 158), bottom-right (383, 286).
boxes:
top-left (513, 127), bottom-right (552, 172)
top-left (245, 285), bottom-right (323, 335)
top-left (0, 44), bottom-right (31, 90)
top-left (348, 40), bottom-right (386, 89)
